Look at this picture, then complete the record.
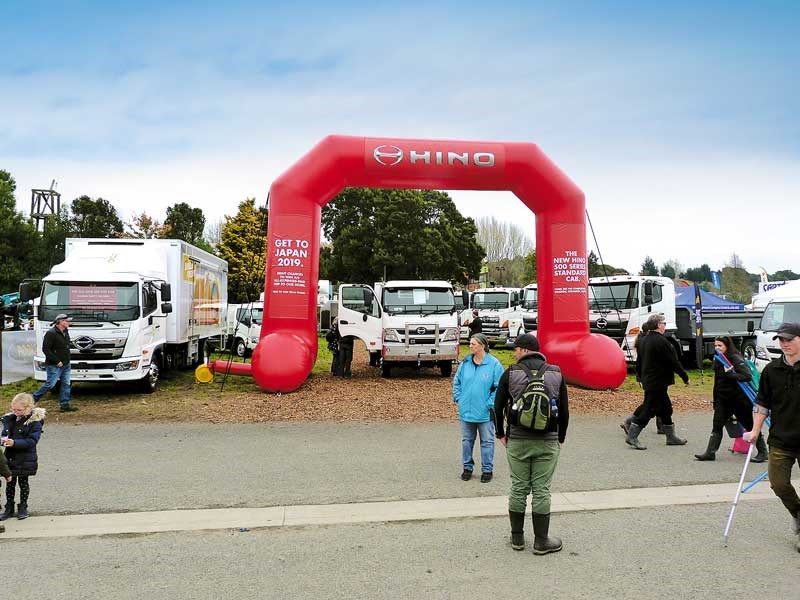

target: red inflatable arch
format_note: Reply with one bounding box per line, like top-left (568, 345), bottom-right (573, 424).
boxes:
top-left (252, 135), bottom-right (626, 392)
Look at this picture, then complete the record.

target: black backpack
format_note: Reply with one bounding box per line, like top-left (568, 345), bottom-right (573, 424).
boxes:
top-left (508, 363), bottom-right (554, 432)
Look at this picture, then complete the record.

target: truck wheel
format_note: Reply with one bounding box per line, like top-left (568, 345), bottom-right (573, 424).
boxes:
top-left (439, 361), bottom-right (453, 378)
top-left (234, 338), bottom-right (247, 358)
top-left (381, 363), bottom-right (392, 378)
top-left (140, 360), bottom-right (160, 394)
top-left (741, 340), bottom-right (757, 362)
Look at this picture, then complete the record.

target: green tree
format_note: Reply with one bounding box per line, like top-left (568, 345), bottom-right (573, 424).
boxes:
top-left (322, 188), bottom-right (483, 284)
top-left (0, 170), bottom-right (37, 292)
top-left (639, 256), bottom-right (658, 276)
top-left (522, 250), bottom-right (537, 283)
top-left (217, 198), bottom-right (268, 303)
top-left (69, 196), bottom-right (124, 238)
top-left (164, 202), bottom-right (207, 246)
top-left (720, 254), bottom-right (754, 303)
top-left (771, 269), bottom-right (800, 280)
top-left (681, 263), bottom-right (712, 283)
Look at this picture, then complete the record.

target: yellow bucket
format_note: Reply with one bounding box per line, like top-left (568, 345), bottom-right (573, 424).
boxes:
top-left (195, 364), bottom-right (214, 384)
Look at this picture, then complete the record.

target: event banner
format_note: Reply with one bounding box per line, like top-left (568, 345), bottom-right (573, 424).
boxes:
top-left (0, 330), bottom-right (36, 385)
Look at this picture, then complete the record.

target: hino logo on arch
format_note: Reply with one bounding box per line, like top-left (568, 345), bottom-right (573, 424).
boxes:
top-left (372, 145), bottom-right (495, 167)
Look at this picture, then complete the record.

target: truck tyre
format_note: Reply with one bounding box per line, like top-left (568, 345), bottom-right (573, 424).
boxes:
top-left (140, 357), bottom-right (160, 394)
top-left (741, 340), bottom-right (757, 362)
top-left (439, 361), bottom-right (453, 378)
top-left (234, 337), bottom-right (247, 358)
top-left (381, 362), bottom-right (392, 378)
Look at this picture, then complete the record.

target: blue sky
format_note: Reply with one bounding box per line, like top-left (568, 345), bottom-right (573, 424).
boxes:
top-left (1, 0), bottom-right (798, 274)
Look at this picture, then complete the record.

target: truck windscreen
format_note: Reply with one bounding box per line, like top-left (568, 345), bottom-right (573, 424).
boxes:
top-left (472, 292), bottom-right (510, 310)
top-left (589, 282), bottom-right (639, 310)
top-left (761, 301), bottom-right (800, 332)
top-left (383, 288), bottom-right (455, 315)
top-left (40, 282), bottom-right (140, 322)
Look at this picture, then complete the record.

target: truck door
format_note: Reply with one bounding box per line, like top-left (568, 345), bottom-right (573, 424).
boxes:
top-left (337, 284), bottom-right (382, 352)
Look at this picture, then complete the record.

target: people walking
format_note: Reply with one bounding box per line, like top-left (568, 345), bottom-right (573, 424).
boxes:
top-left (1, 394), bottom-right (45, 521)
top-left (32, 313), bottom-right (78, 412)
top-left (747, 322), bottom-right (800, 552)
top-left (468, 310), bottom-right (482, 337)
top-left (453, 333), bottom-right (504, 483)
top-left (695, 335), bottom-right (767, 462)
top-left (494, 333), bottom-right (569, 554)
top-left (625, 314), bottom-right (689, 450)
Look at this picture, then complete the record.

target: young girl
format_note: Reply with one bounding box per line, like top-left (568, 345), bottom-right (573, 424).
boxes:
top-left (0, 393), bottom-right (45, 520)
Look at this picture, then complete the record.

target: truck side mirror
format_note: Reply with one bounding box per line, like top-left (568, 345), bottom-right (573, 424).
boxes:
top-left (643, 281), bottom-right (654, 305)
top-left (462, 290), bottom-right (470, 305)
top-left (161, 302), bottom-right (173, 314)
top-left (747, 320), bottom-right (754, 334)
top-left (161, 283), bottom-right (172, 302)
top-left (19, 282), bottom-right (32, 303)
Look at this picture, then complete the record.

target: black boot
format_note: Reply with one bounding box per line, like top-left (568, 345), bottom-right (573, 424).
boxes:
top-left (656, 416), bottom-right (665, 435)
top-left (751, 434), bottom-right (768, 463)
top-left (509, 511), bottom-right (525, 551)
top-left (694, 432), bottom-right (722, 461)
top-left (0, 489), bottom-right (14, 521)
top-left (532, 513), bottom-right (562, 555)
top-left (664, 424), bottom-right (687, 446)
top-left (16, 503), bottom-right (28, 520)
top-left (620, 415), bottom-right (633, 435)
top-left (626, 422), bottom-right (647, 450)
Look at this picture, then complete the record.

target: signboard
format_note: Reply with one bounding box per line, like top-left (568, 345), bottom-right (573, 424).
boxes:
top-left (0, 331), bottom-right (36, 385)
top-left (550, 224), bottom-right (588, 322)
top-left (266, 215), bottom-right (313, 320)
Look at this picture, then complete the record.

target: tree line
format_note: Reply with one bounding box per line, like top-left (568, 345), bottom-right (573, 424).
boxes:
top-left (3, 167), bottom-right (794, 305)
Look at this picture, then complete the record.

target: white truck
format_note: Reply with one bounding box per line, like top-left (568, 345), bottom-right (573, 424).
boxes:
top-left (337, 280), bottom-right (467, 378)
top-left (224, 301), bottom-right (263, 357)
top-left (467, 287), bottom-right (525, 347)
top-left (754, 294), bottom-right (800, 371)
top-left (588, 275), bottom-right (762, 366)
top-left (520, 283), bottom-right (538, 334)
top-left (20, 238), bottom-right (227, 392)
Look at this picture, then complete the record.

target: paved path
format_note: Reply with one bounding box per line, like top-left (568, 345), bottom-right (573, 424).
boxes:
top-left (1, 480), bottom-right (777, 539)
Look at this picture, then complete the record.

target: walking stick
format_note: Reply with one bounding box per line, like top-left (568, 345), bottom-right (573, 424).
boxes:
top-left (723, 441), bottom-right (755, 545)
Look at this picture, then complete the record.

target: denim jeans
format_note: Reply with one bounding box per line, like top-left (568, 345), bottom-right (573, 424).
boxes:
top-left (460, 420), bottom-right (494, 473)
top-left (33, 363), bottom-right (71, 407)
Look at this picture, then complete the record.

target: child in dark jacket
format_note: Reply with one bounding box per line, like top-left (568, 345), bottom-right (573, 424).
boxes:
top-left (1, 393), bottom-right (45, 521)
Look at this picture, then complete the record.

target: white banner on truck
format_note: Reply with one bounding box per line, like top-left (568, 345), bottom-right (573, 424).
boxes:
top-left (0, 331), bottom-right (36, 385)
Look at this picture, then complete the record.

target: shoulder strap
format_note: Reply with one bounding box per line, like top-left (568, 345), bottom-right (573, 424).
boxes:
top-left (512, 362), bottom-right (548, 381)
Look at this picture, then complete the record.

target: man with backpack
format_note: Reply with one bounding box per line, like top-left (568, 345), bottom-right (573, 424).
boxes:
top-left (494, 333), bottom-right (569, 555)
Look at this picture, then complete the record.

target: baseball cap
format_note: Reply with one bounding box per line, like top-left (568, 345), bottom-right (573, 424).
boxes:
top-left (514, 333), bottom-right (540, 352)
top-left (773, 322), bottom-right (800, 341)
top-left (54, 313), bottom-right (73, 324)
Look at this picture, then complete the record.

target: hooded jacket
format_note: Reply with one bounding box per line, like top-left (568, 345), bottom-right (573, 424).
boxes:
top-left (1, 407), bottom-right (45, 476)
top-left (453, 352), bottom-right (504, 423)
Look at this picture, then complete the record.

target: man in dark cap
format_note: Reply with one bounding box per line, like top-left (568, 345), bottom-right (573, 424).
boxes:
top-left (748, 322), bottom-right (800, 552)
top-left (32, 313), bottom-right (78, 412)
top-left (494, 333), bottom-right (569, 555)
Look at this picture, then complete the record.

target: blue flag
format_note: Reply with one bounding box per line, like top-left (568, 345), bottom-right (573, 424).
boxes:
top-left (711, 271), bottom-right (721, 289)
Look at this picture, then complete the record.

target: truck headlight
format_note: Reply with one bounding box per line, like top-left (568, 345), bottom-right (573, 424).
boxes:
top-left (384, 329), bottom-right (400, 342)
top-left (115, 360), bottom-right (140, 372)
top-left (442, 328), bottom-right (458, 342)
top-left (755, 346), bottom-right (768, 361)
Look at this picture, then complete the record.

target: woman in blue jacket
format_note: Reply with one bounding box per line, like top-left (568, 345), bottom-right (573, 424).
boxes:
top-left (453, 333), bottom-right (504, 483)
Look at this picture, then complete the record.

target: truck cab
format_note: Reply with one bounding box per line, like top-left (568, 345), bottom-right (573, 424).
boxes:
top-left (589, 276), bottom-right (677, 362)
top-left (337, 280), bottom-right (465, 378)
top-left (225, 302), bottom-right (263, 357)
top-left (521, 283), bottom-right (538, 334)
top-left (754, 296), bottom-right (800, 371)
top-left (469, 287), bottom-right (525, 347)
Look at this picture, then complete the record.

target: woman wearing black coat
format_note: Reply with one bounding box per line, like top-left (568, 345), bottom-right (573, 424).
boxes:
top-left (1, 393), bottom-right (45, 520)
top-left (694, 336), bottom-right (768, 462)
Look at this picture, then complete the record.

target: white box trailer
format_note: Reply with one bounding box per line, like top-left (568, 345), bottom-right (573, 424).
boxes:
top-left (22, 238), bottom-right (228, 392)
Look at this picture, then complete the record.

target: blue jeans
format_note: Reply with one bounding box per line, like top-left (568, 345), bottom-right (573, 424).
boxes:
top-left (33, 364), bottom-right (71, 407)
top-left (460, 420), bottom-right (495, 473)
